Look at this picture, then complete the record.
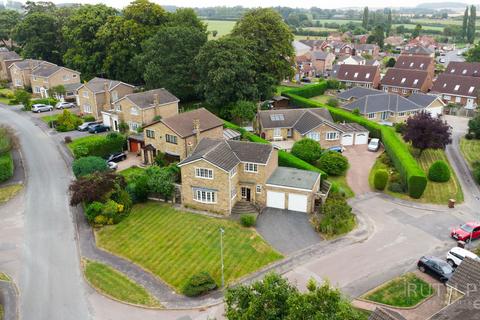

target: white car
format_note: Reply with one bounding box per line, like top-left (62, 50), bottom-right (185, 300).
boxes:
top-left (368, 138), bottom-right (380, 152)
top-left (446, 247), bottom-right (480, 267)
top-left (31, 104), bottom-right (53, 113)
top-left (108, 161), bottom-right (118, 171)
top-left (55, 101), bottom-right (75, 109)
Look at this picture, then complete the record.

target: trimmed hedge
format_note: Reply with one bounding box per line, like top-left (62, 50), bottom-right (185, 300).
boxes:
top-left (281, 83), bottom-right (427, 199)
top-left (0, 152), bottom-right (14, 182)
top-left (71, 133), bottom-right (126, 159)
top-left (374, 169), bottom-right (389, 190)
top-left (428, 160), bottom-right (451, 182)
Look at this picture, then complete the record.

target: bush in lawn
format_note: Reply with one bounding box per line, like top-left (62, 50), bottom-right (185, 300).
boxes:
top-left (0, 152), bottom-right (13, 182)
top-left (465, 133), bottom-right (474, 140)
top-left (69, 172), bottom-right (126, 206)
top-left (317, 194), bottom-right (355, 237)
top-left (374, 169), bottom-right (389, 190)
top-left (240, 214), bottom-right (256, 227)
top-left (85, 199), bottom-right (128, 226)
top-left (56, 110), bottom-right (83, 132)
top-left (111, 189), bottom-right (133, 215)
top-left (428, 160), bottom-right (451, 182)
top-left (72, 156), bottom-right (108, 178)
top-left (291, 138), bottom-right (322, 164)
top-left (82, 115), bottom-right (96, 122)
top-left (327, 98), bottom-right (339, 107)
top-left (317, 151), bottom-right (349, 176)
top-left (126, 173), bottom-right (150, 203)
top-left (182, 272), bottom-right (217, 297)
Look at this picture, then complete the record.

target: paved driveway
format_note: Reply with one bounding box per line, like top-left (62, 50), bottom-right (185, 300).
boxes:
top-left (256, 208), bottom-right (321, 255)
top-left (343, 145), bottom-right (380, 195)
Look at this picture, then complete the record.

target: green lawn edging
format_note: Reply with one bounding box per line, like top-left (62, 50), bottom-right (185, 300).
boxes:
top-left (281, 83), bottom-right (427, 199)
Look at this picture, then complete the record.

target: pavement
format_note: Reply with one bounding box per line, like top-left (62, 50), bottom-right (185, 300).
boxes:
top-left (256, 208), bottom-right (321, 255)
top-left (343, 145), bottom-right (380, 195)
top-left (0, 279), bottom-right (17, 320)
top-left (0, 148), bottom-right (24, 188)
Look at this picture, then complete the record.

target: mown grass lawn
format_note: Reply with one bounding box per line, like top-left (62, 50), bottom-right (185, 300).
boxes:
top-left (0, 184), bottom-right (22, 204)
top-left (40, 114), bottom-right (59, 124)
top-left (119, 166), bottom-right (145, 182)
top-left (364, 273), bottom-right (434, 308)
top-left (459, 138), bottom-right (480, 168)
top-left (96, 202), bottom-right (283, 292)
top-left (83, 259), bottom-right (160, 307)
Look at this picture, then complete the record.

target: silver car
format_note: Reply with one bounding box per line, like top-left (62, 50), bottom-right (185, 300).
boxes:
top-left (368, 138), bottom-right (380, 152)
top-left (55, 101), bottom-right (75, 109)
top-left (31, 104), bottom-right (53, 113)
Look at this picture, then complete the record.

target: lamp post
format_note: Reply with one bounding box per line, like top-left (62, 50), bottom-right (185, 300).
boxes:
top-left (220, 228), bottom-right (225, 288)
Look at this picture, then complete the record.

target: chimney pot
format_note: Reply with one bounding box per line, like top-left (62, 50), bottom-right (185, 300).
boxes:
top-left (153, 93), bottom-right (159, 106)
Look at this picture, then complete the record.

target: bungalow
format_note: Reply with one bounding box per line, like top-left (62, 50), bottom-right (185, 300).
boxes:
top-left (431, 73), bottom-right (480, 109)
top-left (30, 63), bottom-right (81, 98)
top-left (142, 107), bottom-right (224, 163)
top-left (337, 87), bottom-right (383, 101)
top-left (336, 64), bottom-right (381, 89)
top-left (444, 61), bottom-right (480, 77)
top-left (380, 68), bottom-right (432, 95)
top-left (0, 50), bottom-right (21, 81)
top-left (394, 55), bottom-right (435, 77)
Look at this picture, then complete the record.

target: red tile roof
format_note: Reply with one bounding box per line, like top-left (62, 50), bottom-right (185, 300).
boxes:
top-left (336, 64), bottom-right (379, 83)
top-left (432, 73), bottom-right (480, 98)
top-left (445, 61), bottom-right (480, 77)
top-left (395, 55), bottom-right (433, 71)
top-left (381, 68), bottom-right (429, 89)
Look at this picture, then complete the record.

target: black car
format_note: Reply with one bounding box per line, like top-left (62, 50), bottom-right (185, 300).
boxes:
top-left (88, 124), bottom-right (110, 134)
top-left (105, 152), bottom-right (127, 163)
top-left (78, 121), bottom-right (101, 131)
top-left (417, 256), bottom-right (454, 283)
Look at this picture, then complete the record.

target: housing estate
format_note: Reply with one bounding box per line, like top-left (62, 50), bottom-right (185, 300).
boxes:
top-left (394, 55), bottom-right (435, 77)
top-left (335, 64), bottom-right (380, 89)
top-left (9, 59), bottom-right (55, 89)
top-left (0, 50), bottom-right (21, 81)
top-left (380, 68), bottom-right (432, 95)
top-left (432, 73), bottom-right (480, 109)
top-left (29, 63), bottom-right (81, 98)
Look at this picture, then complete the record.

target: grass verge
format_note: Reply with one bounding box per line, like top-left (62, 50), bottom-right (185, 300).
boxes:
top-left (364, 273), bottom-right (434, 308)
top-left (459, 138), bottom-right (480, 168)
top-left (83, 259), bottom-right (160, 307)
top-left (0, 272), bottom-right (10, 281)
top-left (0, 184), bottom-right (22, 204)
top-left (96, 202), bottom-right (283, 292)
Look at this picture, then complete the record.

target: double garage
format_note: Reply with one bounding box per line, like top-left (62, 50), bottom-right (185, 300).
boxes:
top-left (338, 123), bottom-right (369, 146)
top-left (265, 167), bottom-right (321, 213)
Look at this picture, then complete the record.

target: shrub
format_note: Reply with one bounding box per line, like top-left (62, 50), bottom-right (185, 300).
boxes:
top-left (240, 214), bottom-right (256, 227)
top-left (428, 160), bottom-right (451, 182)
top-left (126, 172), bottom-right (150, 203)
top-left (72, 133), bottom-right (126, 159)
top-left (394, 122), bottom-right (406, 134)
top-left (182, 272), bottom-right (217, 297)
top-left (374, 169), bottom-right (389, 190)
top-left (13, 89), bottom-right (31, 110)
top-left (327, 97), bottom-right (338, 107)
top-left (291, 138), bottom-right (322, 164)
top-left (388, 182), bottom-right (405, 193)
top-left (82, 115), bottom-right (96, 122)
top-left (155, 151), bottom-right (167, 167)
top-left (465, 133), bottom-right (474, 140)
top-left (474, 165), bottom-right (480, 185)
top-left (64, 136), bottom-right (72, 144)
top-left (72, 156), bottom-right (108, 178)
top-left (317, 151), bottom-right (349, 176)
top-left (0, 152), bottom-right (13, 182)
top-left (111, 189), bottom-right (133, 215)
top-left (56, 110), bottom-right (83, 132)
top-left (85, 199), bottom-right (129, 226)
top-left (317, 195), bottom-right (356, 237)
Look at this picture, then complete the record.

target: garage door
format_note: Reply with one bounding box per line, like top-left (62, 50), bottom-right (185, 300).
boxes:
top-left (287, 193), bottom-right (308, 212)
top-left (341, 133), bottom-right (354, 146)
top-left (267, 191), bottom-right (285, 209)
top-left (355, 132), bottom-right (368, 145)
top-left (427, 106), bottom-right (443, 118)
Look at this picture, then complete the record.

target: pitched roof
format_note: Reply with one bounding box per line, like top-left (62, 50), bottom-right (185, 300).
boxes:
top-left (337, 87), bottom-right (383, 100)
top-left (340, 55), bottom-right (365, 63)
top-left (257, 108), bottom-right (333, 129)
top-left (445, 61), bottom-right (480, 77)
top-left (432, 73), bottom-right (480, 98)
top-left (336, 65), bottom-right (379, 83)
top-left (157, 108), bottom-right (223, 138)
top-left (311, 51), bottom-right (330, 60)
top-left (407, 93), bottom-right (441, 107)
top-left (429, 291), bottom-right (480, 320)
top-left (293, 40), bottom-right (312, 56)
top-left (446, 257), bottom-right (480, 294)
top-left (83, 77), bottom-right (133, 93)
top-left (342, 93), bottom-right (425, 114)
top-left (178, 138), bottom-right (273, 171)
top-left (31, 64), bottom-right (79, 78)
top-left (10, 59), bottom-right (51, 70)
top-left (0, 50), bottom-right (20, 61)
top-left (402, 45), bottom-right (434, 56)
top-left (395, 55), bottom-right (433, 71)
top-left (298, 39), bottom-right (325, 48)
top-left (365, 59), bottom-right (380, 66)
top-left (354, 43), bottom-right (378, 51)
top-left (381, 68), bottom-right (429, 89)
top-left (267, 167), bottom-right (320, 191)
top-left (121, 88), bottom-right (179, 109)
top-left (368, 308), bottom-right (406, 320)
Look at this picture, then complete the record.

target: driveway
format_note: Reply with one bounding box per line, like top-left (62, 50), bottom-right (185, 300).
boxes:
top-left (256, 208), bottom-right (321, 255)
top-left (343, 145), bottom-right (379, 195)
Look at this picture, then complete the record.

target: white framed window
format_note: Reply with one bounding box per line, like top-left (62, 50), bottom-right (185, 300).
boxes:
top-left (455, 96), bottom-right (461, 103)
top-left (193, 189), bottom-right (216, 204)
top-left (128, 122), bottom-right (140, 132)
top-left (326, 132), bottom-right (339, 140)
top-left (63, 74), bottom-right (70, 81)
top-left (402, 89), bottom-right (408, 94)
top-left (146, 129), bottom-right (155, 138)
top-left (392, 87), bottom-right (398, 92)
top-left (114, 104), bottom-right (121, 112)
top-left (195, 168), bottom-right (213, 179)
top-left (166, 134), bottom-right (177, 144)
top-left (273, 127), bottom-right (282, 137)
top-left (34, 86), bottom-right (41, 93)
top-left (15, 79), bottom-right (21, 86)
top-left (256, 185), bottom-right (262, 193)
top-left (130, 107), bottom-right (139, 115)
top-left (83, 104), bottom-right (92, 113)
top-left (398, 112), bottom-right (406, 116)
top-left (367, 112), bottom-right (376, 119)
top-left (306, 132), bottom-right (320, 141)
top-left (111, 90), bottom-right (118, 101)
top-left (444, 95), bottom-right (451, 101)
top-left (82, 91), bottom-right (89, 98)
top-left (230, 166), bottom-right (237, 177)
top-left (245, 163), bottom-right (258, 173)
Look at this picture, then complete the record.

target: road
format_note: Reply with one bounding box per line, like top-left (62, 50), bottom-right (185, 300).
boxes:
top-left (437, 49), bottom-right (466, 66)
top-left (0, 107), bottom-right (91, 320)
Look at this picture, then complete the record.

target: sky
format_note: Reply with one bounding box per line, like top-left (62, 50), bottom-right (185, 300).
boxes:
top-left (46, 0), bottom-right (475, 10)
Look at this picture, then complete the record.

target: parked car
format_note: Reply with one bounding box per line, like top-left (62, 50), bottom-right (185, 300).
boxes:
top-left (439, 58), bottom-right (446, 63)
top-left (105, 152), bottom-right (126, 163)
top-left (77, 121), bottom-right (100, 132)
top-left (88, 124), bottom-right (110, 134)
top-left (446, 247), bottom-right (480, 268)
top-left (31, 104), bottom-right (53, 113)
top-left (328, 146), bottom-right (345, 153)
top-left (107, 161), bottom-right (118, 171)
top-left (417, 256), bottom-right (454, 283)
top-left (450, 222), bottom-right (480, 242)
top-left (55, 101), bottom-right (75, 109)
top-left (368, 138), bottom-right (380, 152)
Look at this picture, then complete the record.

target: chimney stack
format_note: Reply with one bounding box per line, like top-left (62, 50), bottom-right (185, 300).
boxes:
top-left (104, 81), bottom-right (111, 110)
top-left (193, 119), bottom-right (201, 143)
top-left (153, 93), bottom-right (159, 107)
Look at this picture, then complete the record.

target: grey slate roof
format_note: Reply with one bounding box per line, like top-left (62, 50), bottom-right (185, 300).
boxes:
top-left (447, 257), bottom-right (480, 294)
top-left (63, 82), bottom-right (82, 93)
top-left (342, 93), bottom-right (425, 114)
top-left (337, 87), bottom-right (383, 100)
top-left (429, 291), bottom-right (480, 320)
top-left (0, 50), bottom-right (20, 61)
top-left (84, 77), bottom-right (129, 93)
top-left (223, 128), bottom-right (241, 140)
top-left (267, 167), bottom-right (320, 191)
top-left (311, 51), bottom-right (330, 60)
top-left (368, 308), bottom-right (406, 320)
top-left (10, 59), bottom-right (50, 70)
top-left (178, 138), bottom-right (273, 171)
top-left (402, 45), bottom-right (434, 56)
top-left (257, 108), bottom-right (334, 129)
top-left (123, 88), bottom-right (179, 109)
top-left (407, 93), bottom-right (439, 107)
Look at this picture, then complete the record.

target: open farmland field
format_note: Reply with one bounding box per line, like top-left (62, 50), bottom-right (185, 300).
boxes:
top-left (203, 20), bottom-right (236, 38)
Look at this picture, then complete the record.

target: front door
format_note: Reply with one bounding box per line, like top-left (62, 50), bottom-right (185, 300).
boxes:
top-left (241, 187), bottom-right (251, 201)
top-left (381, 111), bottom-right (389, 120)
top-left (113, 120), bottom-right (119, 131)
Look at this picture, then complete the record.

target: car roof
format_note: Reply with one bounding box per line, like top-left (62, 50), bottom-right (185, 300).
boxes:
top-left (465, 222), bottom-right (480, 227)
top-left (450, 247), bottom-right (479, 258)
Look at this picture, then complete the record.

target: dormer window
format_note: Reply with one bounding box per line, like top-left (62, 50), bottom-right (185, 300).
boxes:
top-left (401, 78), bottom-right (406, 84)
top-left (463, 69), bottom-right (467, 74)
top-left (413, 79), bottom-right (418, 85)
top-left (469, 86), bottom-right (475, 94)
top-left (454, 85), bottom-right (460, 91)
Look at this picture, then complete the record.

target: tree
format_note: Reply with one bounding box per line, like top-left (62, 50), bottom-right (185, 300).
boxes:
top-left (13, 89), bottom-right (31, 110)
top-left (146, 166), bottom-right (175, 200)
top-left (462, 6), bottom-right (469, 40)
top-left (291, 138), bottom-right (322, 164)
top-left (123, 0), bottom-right (169, 26)
top-left (386, 9), bottom-right (392, 36)
top-left (386, 57), bottom-right (396, 68)
top-left (55, 109), bottom-right (82, 132)
top-left (412, 24), bottom-right (422, 38)
top-left (402, 111), bottom-right (452, 156)
top-left (0, 10), bottom-right (20, 49)
top-left (362, 7), bottom-right (369, 29)
top-left (467, 5), bottom-right (476, 44)
top-left (373, 25), bottom-right (384, 48)
top-left (72, 156), bottom-right (108, 178)
top-left (231, 8), bottom-right (294, 100)
top-left (317, 151), bottom-right (349, 176)
top-left (195, 37), bottom-right (258, 108)
top-left (228, 100), bottom-right (257, 124)
top-left (468, 115), bottom-right (480, 138)
top-left (23, 1), bottom-right (56, 15)
top-left (69, 172), bottom-right (126, 206)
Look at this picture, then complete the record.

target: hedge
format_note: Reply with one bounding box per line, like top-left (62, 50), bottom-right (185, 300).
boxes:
top-left (281, 83), bottom-right (427, 199)
top-left (0, 152), bottom-right (14, 182)
top-left (70, 133), bottom-right (126, 159)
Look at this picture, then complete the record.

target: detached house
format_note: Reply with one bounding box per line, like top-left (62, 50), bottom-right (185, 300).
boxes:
top-left (336, 64), bottom-right (380, 89)
top-left (30, 63), bottom-right (81, 98)
top-left (380, 68), bottom-right (432, 95)
top-left (0, 50), bottom-right (21, 81)
top-left (310, 51), bottom-right (335, 74)
top-left (178, 138), bottom-right (322, 215)
top-left (432, 73), bottom-right (480, 109)
top-left (9, 59), bottom-right (54, 89)
top-left (322, 41), bottom-right (353, 57)
top-left (401, 45), bottom-right (435, 58)
top-left (102, 88), bottom-right (179, 132)
top-left (354, 43), bottom-right (380, 58)
top-left (142, 108), bottom-right (224, 163)
top-left (394, 55), bottom-right (435, 78)
top-left (77, 77), bottom-right (135, 120)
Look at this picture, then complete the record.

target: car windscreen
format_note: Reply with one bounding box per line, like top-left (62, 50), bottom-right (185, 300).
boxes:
top-left (461, 224), bottom-right (474, 233)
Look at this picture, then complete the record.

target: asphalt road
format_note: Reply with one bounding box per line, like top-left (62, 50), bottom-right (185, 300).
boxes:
top-left (0, 107), bottom-right (91, 320)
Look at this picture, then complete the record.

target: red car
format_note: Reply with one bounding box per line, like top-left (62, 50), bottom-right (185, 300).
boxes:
top-left (451, 222), bottom-right (480, 242)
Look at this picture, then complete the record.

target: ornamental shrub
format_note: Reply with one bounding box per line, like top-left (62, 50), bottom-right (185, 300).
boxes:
top-left (388, 182), bottom-right (405, 193)
top-left (72, 156), bottom-right (108, 178)
top-left (374, 169), bottom-right (389, 190)
top-left (317, 151), bottom-right (349, 176)
top-left (0, 152), bottom-right (13, 182)
top-left (317, 194), bottom-right (356, 237)
top-left (428, 160), bottom-right (451, 182)
top-left (56, 110), bottom-right (83, 132)
top-left (182, 272), bottom-right (217, 297)
top-left (82, 115), bottom-right (96, 122)
top-left (126, 173), bottom-right (150, 203)
top-left (240, 214), bottom-right (256, 227)
top-left (291, 138), bottom-right (322, 164)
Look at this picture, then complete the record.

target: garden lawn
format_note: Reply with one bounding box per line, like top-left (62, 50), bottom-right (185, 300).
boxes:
top-left (96, 202), bottom-right (283, 292)
top-left (459, 138), bottom-right (480, 168)
top-left (83, 259), bottom-right (160, 307)
top-left (119, 166), bottom-right (145, 182)
top-left (0, 184), bottom-right (22, 204)
top-left (41, 114), bottom-right (59, 124)
top-left (364, 273), bottom-right (434, 307)
top-left (311, 95), bottom-right (333, 104)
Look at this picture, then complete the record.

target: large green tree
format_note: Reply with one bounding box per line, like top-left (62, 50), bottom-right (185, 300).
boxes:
top-left (362, 7), bottom-right (369, 29)
top-left (62, 4), bottom-right (117, 80)
top-left (373, 25), bottom-right (384, 48)
top-left (462, 6), bottom-right (469, 40)
top-left (0, 10), bottom-right (20, 49)
top-left (467, 5), bottom-right (476, 44)
top-left (231, 8), bottom-right (294, 100)
top-left (195, 37), bottom-right (258, 108)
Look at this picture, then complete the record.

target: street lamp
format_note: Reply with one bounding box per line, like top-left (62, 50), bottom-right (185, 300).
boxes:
top-left (220, 228), bottom-right (225, 288)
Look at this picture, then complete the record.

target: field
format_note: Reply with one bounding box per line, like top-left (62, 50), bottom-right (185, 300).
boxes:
top-left (203, 20), bottom-right (236, 38)
top-left (459, 138), bottom-right (480, 168)
top-left (96, 202), bottom-right (283, 292)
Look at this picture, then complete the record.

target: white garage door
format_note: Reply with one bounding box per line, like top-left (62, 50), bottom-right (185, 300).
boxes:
top-left (287, 193), bottom-right (308, 212)
top-left (427, 106), bottom-right (443, 118)
top-left (267, 191), bottom-right (285, 209)
top-left (341, 133), bottom-right (354, 146)
top-left (102, 113), bottom-right (111, 127)
top-left (355, 132), bottom-right (368, 145)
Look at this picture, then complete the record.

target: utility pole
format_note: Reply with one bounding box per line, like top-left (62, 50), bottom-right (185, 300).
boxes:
top-left (220, 228), bottom-right (225, 288)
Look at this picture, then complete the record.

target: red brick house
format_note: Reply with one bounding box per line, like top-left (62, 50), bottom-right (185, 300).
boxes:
top-left (353, 44), bottom-right (380, 58)
top-left (394, 55), bottom-right (435, 78)
top-left (336, 64), bottom-right (380, 89)
top-left (380, 68), bottom-right (432, 95)
top-left (444, 61), bottom-right (480, 77)
top-left (432, 73), bottom-right (480, 109)
top-left (322, 41), bottom-right (353, 57)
